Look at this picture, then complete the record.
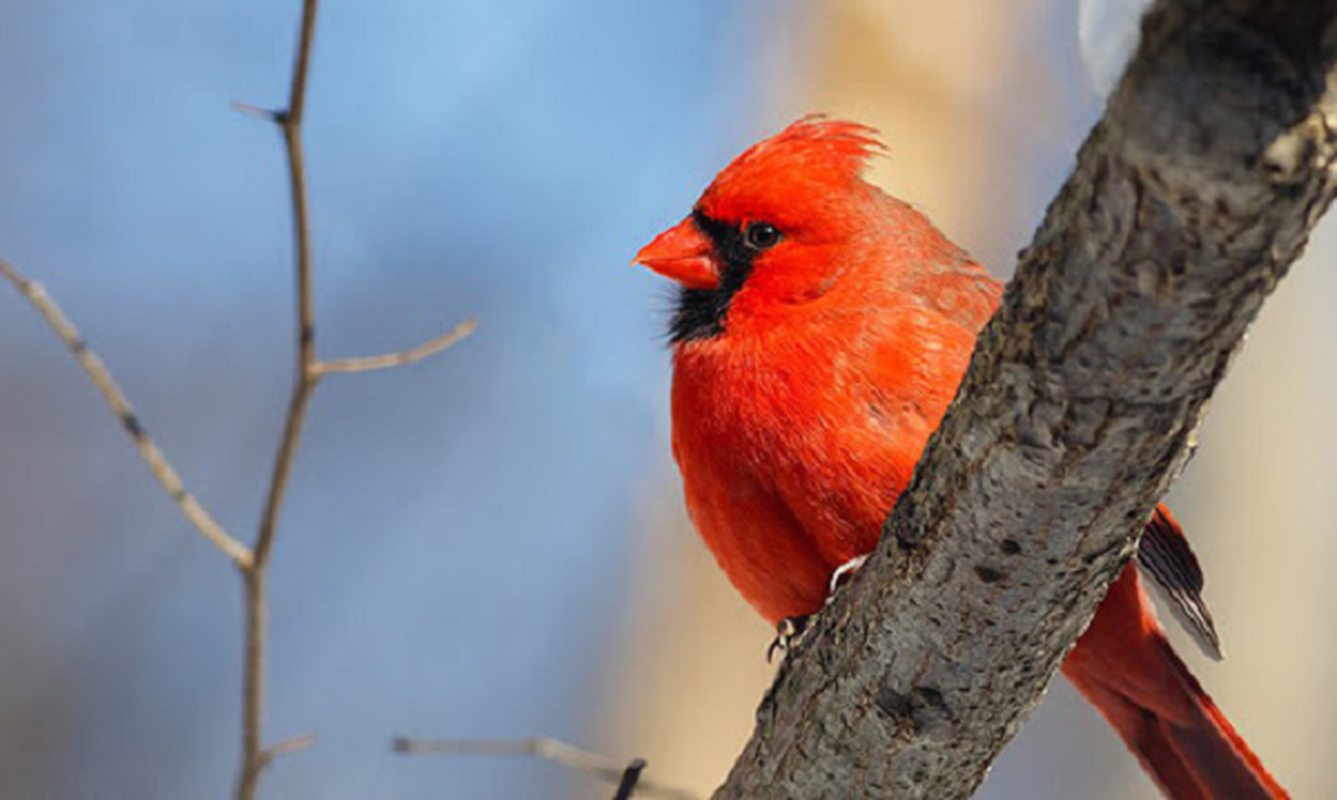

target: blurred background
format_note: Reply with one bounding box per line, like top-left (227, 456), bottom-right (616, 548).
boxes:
top-left (1, 1), bottom-right (1331, 797)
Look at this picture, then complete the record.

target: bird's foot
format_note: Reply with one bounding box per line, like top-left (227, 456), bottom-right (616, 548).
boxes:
top-left (767, 615), bottom-right (811, 664)
top-left (828, 554), bottom-right (869, 598)
top-left (765, 555), bottom-right (871, 663)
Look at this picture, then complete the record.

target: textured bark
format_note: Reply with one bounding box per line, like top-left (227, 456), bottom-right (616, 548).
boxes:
top-left (716, 2), bottom-right (1337, 798)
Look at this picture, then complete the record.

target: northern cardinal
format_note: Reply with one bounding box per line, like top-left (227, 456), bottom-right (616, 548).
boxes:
top-left (634, 118), bottom-right (1286, 799)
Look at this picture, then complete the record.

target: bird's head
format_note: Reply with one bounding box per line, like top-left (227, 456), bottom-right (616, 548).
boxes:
top-left (634, 116), bottom-right (885, 343)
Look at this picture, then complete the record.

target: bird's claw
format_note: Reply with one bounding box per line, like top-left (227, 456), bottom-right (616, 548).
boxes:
top-left (828, 554), bottom-right (869, 597)
top-left (767, 615), bottom-right (810, 663)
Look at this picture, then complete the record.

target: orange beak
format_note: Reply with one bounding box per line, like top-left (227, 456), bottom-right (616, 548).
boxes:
top-left (633, 217), bottom-right (721, 290)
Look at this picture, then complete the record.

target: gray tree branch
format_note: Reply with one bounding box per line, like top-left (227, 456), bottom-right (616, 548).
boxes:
top-left (716, 1), bottom-right (1337, 797)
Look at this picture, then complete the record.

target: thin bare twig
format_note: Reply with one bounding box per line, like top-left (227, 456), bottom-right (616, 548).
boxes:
top-left (230, 102), bottom-right (281, 122)
top-left (235, 0), bottom-right (471, 795)
top-left (314, 317), bottom-right (477, 376)
top-left (392, 737), bottom-right (700, 800)
top-left (249, 733), bottom-right (317, 777)
top-left (261, 732), bottom-right (318, 765)
top-left (235, 1), bottom-right (320, 797)
top-left (614, 758), bottom-right (648, 800)
top-left (0, 259), bottom-right (253, 567)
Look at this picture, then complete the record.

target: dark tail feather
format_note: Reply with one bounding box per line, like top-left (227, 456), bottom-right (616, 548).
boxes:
top-left (1139, 506), bottom-right (1222, 660)
top-left (1061, 566), bottom-right (1287, 799)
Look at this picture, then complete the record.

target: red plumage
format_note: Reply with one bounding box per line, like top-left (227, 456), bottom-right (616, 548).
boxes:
top-left (636, 117), bottom-right (1286, 799)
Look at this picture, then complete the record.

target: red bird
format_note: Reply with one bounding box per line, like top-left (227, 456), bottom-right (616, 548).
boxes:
top-left (635, 118), bottom-right (1286, 799)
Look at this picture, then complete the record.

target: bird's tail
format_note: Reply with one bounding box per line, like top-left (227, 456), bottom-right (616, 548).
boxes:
top-left (1060, 565), bottom-right (1287, 799)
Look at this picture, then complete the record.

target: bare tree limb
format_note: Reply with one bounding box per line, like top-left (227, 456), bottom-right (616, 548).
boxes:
top-left (717, 1), bottom-right (1337, 797)
top-left (393, 737), bottom-right (701, 800)
top-left (314, 317), bottom-right (477, 376)
top-left (235, 1), bottom-right (321, 797)
top-left (259, 733), bottom-right (319, 767)
top-left (234, 1), bottom-right (472, 794)
top-left (0, 259), bottom-right (253, 567)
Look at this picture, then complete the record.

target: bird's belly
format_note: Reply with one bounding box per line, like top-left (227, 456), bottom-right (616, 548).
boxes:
top-left (681, 464), bottom-right (837, 624)
top-left (676, 421), bottom-right (904, 624)
top-left (669, 351), bottom-right (923, 623)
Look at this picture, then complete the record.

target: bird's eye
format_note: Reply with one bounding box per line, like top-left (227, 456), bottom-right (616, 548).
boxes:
top-left (744, 222), bottom-right (782, 251)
